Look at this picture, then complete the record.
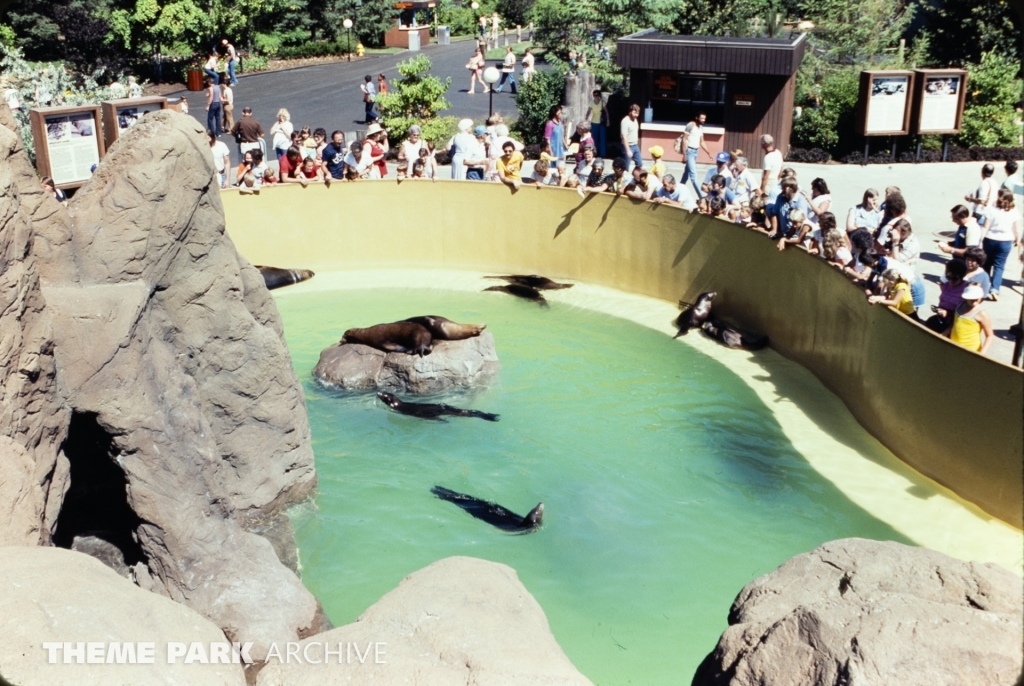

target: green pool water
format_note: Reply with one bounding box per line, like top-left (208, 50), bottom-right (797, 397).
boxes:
top-left (276, 284), bottom-right (913, 685)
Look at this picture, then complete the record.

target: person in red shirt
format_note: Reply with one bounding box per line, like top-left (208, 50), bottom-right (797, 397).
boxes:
top-left (278, 146), bottom-right (304, 182)
top-left (362, 123), bottom-right (389, 178)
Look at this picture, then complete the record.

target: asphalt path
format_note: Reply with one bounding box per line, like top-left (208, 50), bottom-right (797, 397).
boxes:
top-left (173, 37), bottom-right (526, 144)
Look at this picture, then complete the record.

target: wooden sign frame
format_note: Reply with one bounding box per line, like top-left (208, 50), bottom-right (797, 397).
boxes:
top-left (911, 69), bottom-right (969, 135)
top-left (101, 96), bottom-right (168, 149)
top-left (29, 105), bottom-right (105, 190)
top-left (856, 70), bottom-right (916, 137)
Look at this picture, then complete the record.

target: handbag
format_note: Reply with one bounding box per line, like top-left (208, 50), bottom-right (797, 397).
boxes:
top-left (673, 135), bottom-right (684, 154)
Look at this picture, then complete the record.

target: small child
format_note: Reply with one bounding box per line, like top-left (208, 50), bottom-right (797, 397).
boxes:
top-left (412, 159), bottom-right (426, 178)
top-left (747, 194), bottom-right (768, 232)
top-left (396, 161), bottom-right (409, 180)
top-left (777, 208), bottom-right (811, 251)
top-left (261, 167), bottom-right (278, 185)
top-left (418, 145), bottom-right (437, 181)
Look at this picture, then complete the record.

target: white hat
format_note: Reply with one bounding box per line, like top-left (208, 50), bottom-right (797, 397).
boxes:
top-left (458, 118), bottom-right (474, 132)
top-left (365, 122), bottom-right (383, 136)
top-left (962, 284), bottom-right (984, 300)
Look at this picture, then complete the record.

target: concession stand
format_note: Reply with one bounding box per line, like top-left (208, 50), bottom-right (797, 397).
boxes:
top-left (383, 1), bottom-right (436, 50)
top-left (616, 30), bottom-right (806, 167)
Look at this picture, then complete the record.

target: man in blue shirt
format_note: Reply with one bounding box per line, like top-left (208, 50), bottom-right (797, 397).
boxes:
top-left (769, 179), bottom-right (812, 238)
top-left (651, 174), bottom-right (684, 207)
top-left (701, 151), bottom-right (733, 197)
top-left (320, 131), bottom-right (347, 180)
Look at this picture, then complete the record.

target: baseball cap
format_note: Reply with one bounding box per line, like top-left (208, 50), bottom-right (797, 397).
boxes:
top-left (716, 151), bottom-right (730, 163)
top-left (474, 125), bottom-right (487, 136)
top-left (649, 145), bottom-right (664, 158)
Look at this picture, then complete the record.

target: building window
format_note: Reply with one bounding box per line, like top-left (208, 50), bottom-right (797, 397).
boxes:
top-left (650, 72), bottom-right (727, 125)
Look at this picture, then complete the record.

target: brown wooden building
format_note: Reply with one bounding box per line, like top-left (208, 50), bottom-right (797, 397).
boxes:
top-left (616, 30), bottom-right (806, 168)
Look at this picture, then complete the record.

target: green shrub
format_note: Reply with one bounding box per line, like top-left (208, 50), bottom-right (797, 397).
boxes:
top-left (376, 55), bottom-right (452, 143)
top-left (956, 51), bottom-right (1022, 148)
top-left (252, 32), bottom-right (284, 57)
top-left (243, 54), bottom-right (270, 72)
top-left (791, 64), bottom-right (860, 153)
top-left (437, 0), bottom-right (481, 36)
top-left (419, 116), bottom-right (460, 146)
top-left (274, 36), bottom-right (357, 60)
top-left (512, 68), bottom-right (563, 144)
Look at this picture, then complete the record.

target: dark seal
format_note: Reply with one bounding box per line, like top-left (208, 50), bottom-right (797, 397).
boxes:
top-left (431, 486), bottom-right (543, 533)
top-left (376, 391), bottom-right (499, 422)
top-left (484, 284), bottom-right (548, 306)
top-left (674, 291), bottom-right (716, 337)
top-left (341, 322), bottom-right (433, 356)
top-left (484, 274), bottom-right (573, 290)
top-left (255, 265), bottom-right (315, 290)
top-left (701, 319), bottom-right (769, 351)
top-left (402, 315), bottom-right (486, 341)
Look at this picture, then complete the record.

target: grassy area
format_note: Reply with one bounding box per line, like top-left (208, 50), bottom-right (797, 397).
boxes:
top-left (485, 41), bottom-right (545, 61)
top-left (365, 47), bottom-right (405, 55)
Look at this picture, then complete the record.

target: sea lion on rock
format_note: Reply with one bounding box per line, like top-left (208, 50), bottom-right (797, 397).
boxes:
top-left (255, 265), bottom-right (315, 290)
top-left (377, 391), bottom-right (499, 422)
top-left (674, 291), bottom-right (716, 337)
top-left (484, 284), bottom-right (548, 306)
top-left (403, 315), bottom-right (486, 341)
top-left (701, 319), bottom-right (769, 351)
top-left (484, 275), bottom-right (573, 290)
top-left (341, 322), bottom-right (433, 356)
top-left (431, 486), bottom-right (543, 533)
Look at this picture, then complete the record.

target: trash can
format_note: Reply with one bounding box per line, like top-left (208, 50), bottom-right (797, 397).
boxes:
top-left (407, 30), bottom-right (421, 51)
top-left (436, 25), bottom-right (450, 45)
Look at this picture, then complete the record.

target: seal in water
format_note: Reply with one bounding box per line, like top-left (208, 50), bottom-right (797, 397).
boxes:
top-left (701, 319), bottom-right (769, 351)
top-left (674, 291), bottom-right (716, 337)
top-left (484, 284), bottom-right (548, 306)
top-left (376, 391), bottom-right (499, 422)
top-left (484, 275), bottom-right (573, 290)
top-left (403, 315), bottom-right (486, 341)
top-left (341, 322), bottom-right (433, 356)
top-left (255, 265), bottom-right (315, 290)
top-left (430, 486), bottom-right (543, 533)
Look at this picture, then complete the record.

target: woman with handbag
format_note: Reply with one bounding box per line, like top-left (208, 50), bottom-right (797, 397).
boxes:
top-left (467, 49), bottom-right (487, 94)
top-left (360, 75), bottom-right (377, 124)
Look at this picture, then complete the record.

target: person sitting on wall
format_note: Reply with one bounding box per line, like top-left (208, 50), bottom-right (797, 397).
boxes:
top-left (944, 283), bottom-right (993, 355)
top-left (924, 258), bottom-right (969, 333)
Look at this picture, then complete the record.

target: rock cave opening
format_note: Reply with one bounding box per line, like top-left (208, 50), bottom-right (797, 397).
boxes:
top-left (53, 412), bottom-right (147, 569)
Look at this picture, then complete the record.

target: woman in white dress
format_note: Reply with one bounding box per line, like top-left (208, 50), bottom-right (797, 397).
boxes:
top-left (448, 118), bottom-right (477, 181)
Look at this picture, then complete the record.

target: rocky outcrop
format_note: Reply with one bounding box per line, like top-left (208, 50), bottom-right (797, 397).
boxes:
top-left (0, 117), bottom-right (69, 547)
top-left (0, 108), bottom-right (323, 661)
top-left (257, 556), bottom-right (593, 686)
top-left (314, 334), bottom-right (500, 394)
top-left (692, 538), bottom-right (1024, 686)
top-left (0, 546), bottom-right (246, 686)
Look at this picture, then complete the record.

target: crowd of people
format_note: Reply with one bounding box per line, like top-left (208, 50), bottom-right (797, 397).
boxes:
top-left (204, 90), bottom-right (1021, 357)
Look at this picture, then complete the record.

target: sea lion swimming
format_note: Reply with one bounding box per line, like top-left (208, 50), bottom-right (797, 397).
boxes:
top-left (484, 275), bottom-right (573, 290)
top-left (255, 265), bottom-right (315, 290)
top-left (431, 486), bottom-right (543, 533)
top-left (341, 322), bottom-right (433, 356)
top-left (674, 291), bottom-right (716, 337)
top-left (701, 319), bottom-right (769, 351)
top-left (376, 391), bottom-right (499, 422)
top-left (402, 315), bottom-right (486, 341)
top-left (484, 284), bottom-right (549, 306)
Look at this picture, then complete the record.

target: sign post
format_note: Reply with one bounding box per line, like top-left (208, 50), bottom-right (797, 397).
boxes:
top-left (911, 69), bottom-right (968, 161)
top-left (101, 96), bottom-right (168, 150)
top-left (856, 70), bottom-right (915, 163)
top-left (29, 105), bottom-right (105, 190)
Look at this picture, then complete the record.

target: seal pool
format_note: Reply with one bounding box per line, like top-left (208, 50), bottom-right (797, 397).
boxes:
top-left (272, 269), bottom-right (1021, 686)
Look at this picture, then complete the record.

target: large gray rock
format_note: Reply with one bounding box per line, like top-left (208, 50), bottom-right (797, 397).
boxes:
top-left (692, 538), bottom-right (1024, 686)
top-left (0, 115), bottom-right (69, 547)
top-left (313, 333), bottom-right (500, 394)
top-left (0, 108), bottom-right (324, 661)
top-left (257, 556), bottom-right (593, 686)
top-left (0, 546), bottom-right (246, 686)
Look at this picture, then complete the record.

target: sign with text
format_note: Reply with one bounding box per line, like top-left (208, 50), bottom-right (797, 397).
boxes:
top-left (856, 70), bottom-right (915, 136)
top-left (912, 69), bottom-right (968, 135)
top-left (101, 96), bottom-right (167, 149)
top-left (732, 94), bottom-right (755, 108)
top-left (30, 105), bottom-right (105, 189)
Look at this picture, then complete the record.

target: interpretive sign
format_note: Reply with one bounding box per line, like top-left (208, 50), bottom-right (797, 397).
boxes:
top-left (857, 70), bottom-right (915, 136)
top-left (912, 69), bottom-right (968, 135)
top-left (101, 96), bottom-right (167, 149)
top-left (30, 105), bottom-right (105, 189)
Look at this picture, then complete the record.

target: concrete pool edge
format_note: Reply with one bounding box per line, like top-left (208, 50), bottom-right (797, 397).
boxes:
top-left (221, 181), bottom-right (1024, 530)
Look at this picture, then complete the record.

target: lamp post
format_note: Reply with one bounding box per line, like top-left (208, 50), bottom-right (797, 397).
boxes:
top-left (483, 66), bottom-right (500, 117)
top-left (343, 18), bottom-right (353, 61)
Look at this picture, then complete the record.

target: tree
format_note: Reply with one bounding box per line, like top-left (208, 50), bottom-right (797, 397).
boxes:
top-left (916, 0), bottom-right (1020, 68)
top-left (530, 0), bottom-right (597, 58)
top-left (512, 68), bottom-right (563, 144)
top-left (956, 51), bottom-right (1023, 147)
top-left (497, 0), bottom-right (533, 28)
top-left (668, 0), bottom-right (774, 37)
top-left (375, 54), bottom-right (451, 142)
top-left (799, 0), bottom-right (913, 65)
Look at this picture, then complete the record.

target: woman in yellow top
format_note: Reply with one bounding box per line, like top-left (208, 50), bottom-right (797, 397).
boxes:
top-left (943, 283), bottom-right (993, 354)
top-left (867, 268), bottom-right (917, 319)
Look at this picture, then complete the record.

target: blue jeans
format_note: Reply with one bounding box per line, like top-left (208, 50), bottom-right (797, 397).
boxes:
top-left (204, 68), bottom-right (219, 84)
top-left (682, 148), bottom-right (701, 198)
top-left (227, 58), bottom-right (237, 85)
top-left (591, 122), bottom-right (606, 158)
top-left (495, 71), bottom-right (517, 93)
top-left (364, 101), bottom-right (376, 124)
top-left (627, 143), bottom-right (642, 171)
top-left (983, 238), bottom-right (1013, 293)
top-left (910, 275), bottom-right (925, 308)
top-left (207, 102), bottom-right (222, 136)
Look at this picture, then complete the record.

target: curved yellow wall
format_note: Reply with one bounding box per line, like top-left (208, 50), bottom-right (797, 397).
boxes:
top-left (221, 181), bottom-right (1024, 529)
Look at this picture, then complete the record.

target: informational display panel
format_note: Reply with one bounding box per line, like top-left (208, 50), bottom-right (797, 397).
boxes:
top-left (101, 96), bottom-right (167, 149)
top-left (912, 69), bottom-right (969, 135)
top-left (29, 106), bottom-right (105, 189)
top-left (857, 70), bottom-right (915, 136)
